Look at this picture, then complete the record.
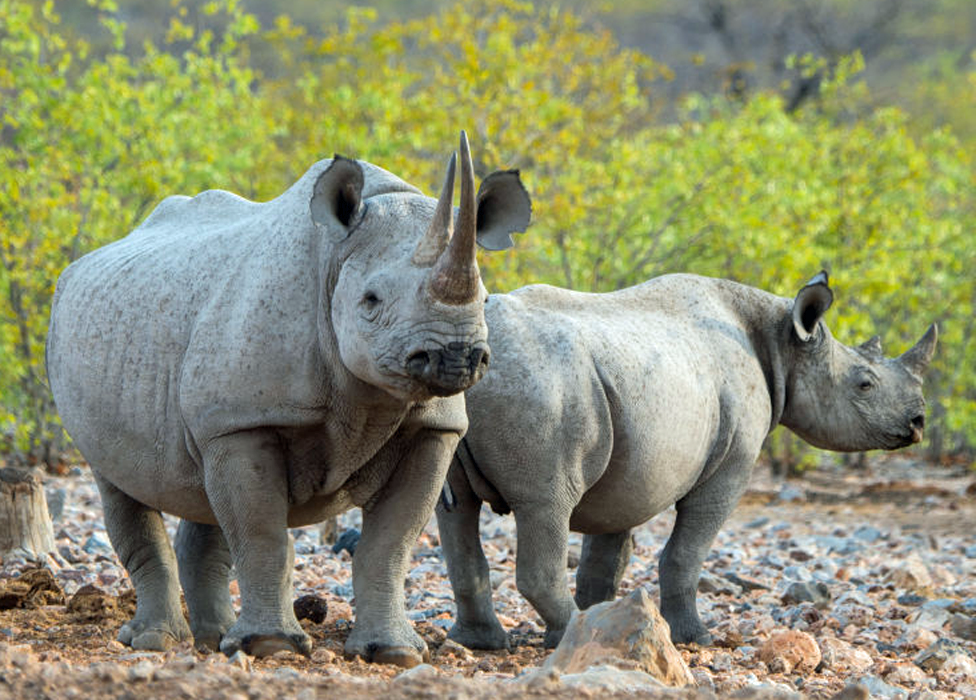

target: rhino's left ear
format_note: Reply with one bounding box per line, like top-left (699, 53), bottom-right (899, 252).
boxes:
top-left (310, 155), bottom-right (365, 238)
top-left (792, 270), bottom-right (834, 343)
top-left (898, 323), bottom-right (938, 378)
top-left (474, 170), bottom-right (532, 251)
top-left (857, 335), bottom-right (883, 361)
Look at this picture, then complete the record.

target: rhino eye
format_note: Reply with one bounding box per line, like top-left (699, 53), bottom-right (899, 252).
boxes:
top-left (858, 378), bottom-right (876, 392)
top-left (362, 291), bottom-right (381, 310)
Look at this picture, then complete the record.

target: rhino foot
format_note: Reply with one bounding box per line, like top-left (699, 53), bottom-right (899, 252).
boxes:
top-left (219, 629), bottom-right (312, 658)
top-left (447, 621), bottom-right (511, 651)
top-left (665, 616), bottom-right (713, 646)
top-left (344, 626), bottom-right (429, 668)
top-left (118, 617), bottom-right (191, 651)
top-left (543, 627), bottom-right (565, 649)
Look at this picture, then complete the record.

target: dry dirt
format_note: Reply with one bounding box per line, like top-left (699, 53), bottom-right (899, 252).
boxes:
top-left (1, 452), bottom-right (974, 699)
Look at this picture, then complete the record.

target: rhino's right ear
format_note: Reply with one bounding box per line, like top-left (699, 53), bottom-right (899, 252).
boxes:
top-left (474, 170), bottom-right (532, 251)
top-left (791, 270), bottom-right (834, 342)
top-left (310, 156), bottom-right (365, 237)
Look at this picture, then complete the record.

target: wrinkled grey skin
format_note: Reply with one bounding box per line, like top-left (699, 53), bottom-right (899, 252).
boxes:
top-left (437, 271), bottom-right (936, 650)
top-left (46, 133), bottom-right (531, 667)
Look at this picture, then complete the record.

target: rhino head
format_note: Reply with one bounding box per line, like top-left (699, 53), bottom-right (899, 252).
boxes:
top-left (780, 271), bottom-right (938, 452)
top-left (310, 132), bottom-right (531, 401)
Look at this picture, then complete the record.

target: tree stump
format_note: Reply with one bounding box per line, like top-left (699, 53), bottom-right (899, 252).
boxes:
top-left (0, 467), bottom-right (57, 560)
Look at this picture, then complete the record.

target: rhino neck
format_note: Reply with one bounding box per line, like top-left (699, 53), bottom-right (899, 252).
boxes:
top-left (720, 282), bottom-right (791, 433)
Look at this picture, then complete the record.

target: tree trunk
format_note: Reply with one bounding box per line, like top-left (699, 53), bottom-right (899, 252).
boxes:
top-left (0, 467), bottom-right (57, 560)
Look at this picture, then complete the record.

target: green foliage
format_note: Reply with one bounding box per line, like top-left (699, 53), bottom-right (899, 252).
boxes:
top-left (0, 0), bottom-right (973, 466)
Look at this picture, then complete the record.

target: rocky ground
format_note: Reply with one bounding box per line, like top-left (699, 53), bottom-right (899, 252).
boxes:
top-left (1, 451), bottom-right (974, 699)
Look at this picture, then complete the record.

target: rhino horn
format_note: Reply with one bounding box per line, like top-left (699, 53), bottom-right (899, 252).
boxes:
top-left (429, 131), bottom-right (480, 305)
top-left (413, 151), bottom-right (456, 266)
top-left (898, 323), bottom-right (938, 378)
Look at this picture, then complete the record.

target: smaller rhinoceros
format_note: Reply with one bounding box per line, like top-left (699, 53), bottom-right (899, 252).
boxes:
top-left (436, 271), bottom-right (936, 649)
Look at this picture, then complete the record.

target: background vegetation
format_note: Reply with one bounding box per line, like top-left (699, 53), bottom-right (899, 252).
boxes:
top-left (1, 0), bottom-right (973, 469)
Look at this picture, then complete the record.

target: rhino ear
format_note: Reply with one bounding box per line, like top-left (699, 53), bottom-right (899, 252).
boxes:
top-left (898, 323), bottom-right (938, 378)
top-left (792, 270), bottom-right (834, 342)
top-left (310, 156), bottom-right (364, 237)
top-left (857, 335), bottom-right (883, 361)
top-left (473, 170), bottom-right (532, 251)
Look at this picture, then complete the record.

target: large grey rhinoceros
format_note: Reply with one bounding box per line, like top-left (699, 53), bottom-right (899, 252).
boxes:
top-left (46, 132), bottom-right (531, 667)
top-left (436, 271), bottom-right (936, 650)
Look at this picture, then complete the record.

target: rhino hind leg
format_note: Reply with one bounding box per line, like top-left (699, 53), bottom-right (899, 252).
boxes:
top-left (436, 461), bottom-right (510, 650)
top-left (93, 473), bottom-right (191, 650)
top-left (658, 463), bottom-right (751, 646)
top-left (174, 520), bottom-right (237, 652)
top-left (574, 531), bottom-right (633, 610)
top-left (514, 507), bottom-right (576, 648)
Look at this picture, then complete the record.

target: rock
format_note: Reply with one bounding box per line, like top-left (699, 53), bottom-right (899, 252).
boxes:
top-left (539, 587), bottom-right (694, 686)
top-left (852, 525), bottom-right (883, 543)
top-left (914, 638), bottom-right (965, 671)
top-left (884, 662), bottom-right (929, 685)
top-left (856, 675), bottom-right (906, 698)
top-left (435, 639), bottom-right (474, 661)
top-left (942, 652), bottom-right (976, 678)
top-left (331, 529), bottom-right (360, 557)
top-left (293, 594), bottom-right (327, 624)
top-left (128, 659), bottom-right (156, 681)
top-left (558, 664), bottom-right (667, 693)
top-left (778, 484), bottom-right (806, 502)
top-left (907, 605), bottom-right (950, 632)
top-left (819, 637), bottom-right (874, 674)
top-left (829, 684), bottom-right (870, 700)
top-left (724, 573), bottom-right (770, 591)
top-left (950, 614), bottom-right (976, 641)
top-left (898, 593), bottom-right (928, 607)
top-left (746, 516), bottom-right (770, 529)
top-left (45, 488), bottom-right (66, 521)
top-left (886, 554), bottom-right (933, 592)
top-left (757, 630), bottom-right (821, 674)
top-left (311, 648), bottom-right (335, 664)
top-left (393, 663), bottom-right (438, 684)
top-left (699, 571), bottom-right (742, 596)
top-left (226, 649), bottom-right (251, 671)
top-left (82, 533), bottom-right (113, 556)
top-left (781, 581), bottom-right (831, 609)
top-left (895, 627), bottom-right (940, 652)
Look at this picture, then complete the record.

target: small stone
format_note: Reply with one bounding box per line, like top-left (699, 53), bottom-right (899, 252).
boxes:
top-left (435, 638), bottom-right (474, 661)
top-left (82, 534), bottom-right (113, 555)
top-left (558, 664), bottom-right (667, 693)
top-left (886, 554), bottom-right (933, 592)
top-left (745, 516), bottom-right (770, 529)
top-left (852, 525), bottom-right (883, 543)
top-left (782, 581), bottom-right (831, 609)
top-left (829, 684), bottom-right (869, 700)
top-left (699, 571), bottom-right (741, 596)
top-left (293, 594), bottom-right (328, 624)
top-left (898, 593), bottom-right (928, 607)
top-left (757, 630), bottom-right (821, 674)
top-left (819, 637), bottom-right (873, 674)
top-left (723, 573), bottom-right (770, 592)
top-left (393, 663), bottom-right (438, 684)
top-left (778, 484), bottom-right (806, 502)
top-left (950, 614), bottom-right (976, 641)
top-left (225, 649), bottom-right (251, 671)
top-left (311, 648), bottom-right (335, 664)
top-left (942, 652), bottom-right (976, 678)
top-left (855, 675), bottom-right (904, 698)
top-left (914, 638), bottom-right (965, 671)
top-left (884, 662), bottom-right (929, 685)
top-left (128, 659), bottom-right (155, 681)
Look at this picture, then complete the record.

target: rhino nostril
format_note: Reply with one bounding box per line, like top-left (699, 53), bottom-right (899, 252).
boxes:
top-left (469, 347), bottom-right (489, 372)
top-left (406, 351), bottom-right (430, 378)
top-left (911, 414), bottom-right (925, 430)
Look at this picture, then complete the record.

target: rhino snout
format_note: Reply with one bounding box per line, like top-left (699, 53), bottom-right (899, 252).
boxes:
top-left (405, 342), bottom-right (490, 396)
top-left (909, 413), bottom-right (925, 444)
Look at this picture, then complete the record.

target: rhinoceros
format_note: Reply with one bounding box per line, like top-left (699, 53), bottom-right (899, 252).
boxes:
top-left (46, 132), bottom-right (531, 667)
top-left (436, 271), bottom-right (936, 649)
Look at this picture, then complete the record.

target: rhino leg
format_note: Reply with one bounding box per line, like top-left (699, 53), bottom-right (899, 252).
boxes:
top-left (202, 430), bottom-right (310, 658)
top-left (514, 507), bottom-right (576, 648)
top-left (436, 460), bottom-right (510, 650)
top-left (174, 520), bottom-right (237, 652)
top-left (658, 463), bottom-right (751, 646)
top-left (93, 473), bottom-right (191, 650)
top-left (345, 429), bottom-right (458, 668)
top-left (574, 531), bottom-right (633, 610)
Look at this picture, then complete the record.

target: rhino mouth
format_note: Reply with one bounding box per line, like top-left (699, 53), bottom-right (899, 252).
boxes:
top-left (404, 342), bottom-right (490, 396)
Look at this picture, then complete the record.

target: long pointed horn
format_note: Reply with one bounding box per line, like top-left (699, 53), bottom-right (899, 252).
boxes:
top-left (429, 131), bottom-right (480, 305)
top-left (413, 152), bottom-right (456, 266)
top-left (898, 323), bottom-right (938, 378)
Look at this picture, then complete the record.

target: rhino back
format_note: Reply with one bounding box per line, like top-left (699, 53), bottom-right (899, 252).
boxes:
top-left (466, 275), bottom-right (777, 532)
top-left (47, 168), bottom-right (340, 517)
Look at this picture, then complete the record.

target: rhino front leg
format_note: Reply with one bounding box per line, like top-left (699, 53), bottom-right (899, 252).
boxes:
top-left (574, 531), bottom-right (633, 610)
top-left (436, 460), bottom-right (510, 650)
top-left (202, 430), bottom-right (310, 658)
top-left (93, 473), bottom-right (191, 650)
top-left (659, 462), bottom-right (751, 645)
top-left (514, 507), bottom-right (576, 648)
top-left (345, 429), bottom-right (458, 668)
top-left (174, 520), bottom-right (237, 652)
